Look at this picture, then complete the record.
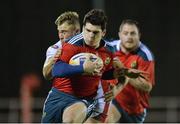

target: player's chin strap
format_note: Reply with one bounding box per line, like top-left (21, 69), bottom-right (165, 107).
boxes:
top-left (82, 96), bottom-right (105, 123)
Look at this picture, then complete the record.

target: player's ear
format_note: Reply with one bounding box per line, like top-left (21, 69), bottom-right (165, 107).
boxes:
top-left (102, 29), bottom-right (106, 37)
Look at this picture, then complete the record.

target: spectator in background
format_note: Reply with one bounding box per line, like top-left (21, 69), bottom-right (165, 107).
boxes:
top-left (20, 71), bottom-right (41, 122)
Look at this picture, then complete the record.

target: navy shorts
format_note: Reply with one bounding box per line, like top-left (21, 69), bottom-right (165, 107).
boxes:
top-left (41, 88), bottom-right (90, 123)
top-left (112, 99), bottom-right (147, 123)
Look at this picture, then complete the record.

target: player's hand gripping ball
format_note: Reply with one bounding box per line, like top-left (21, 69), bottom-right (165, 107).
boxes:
top-left (69, 53), bottom-right (103, 75)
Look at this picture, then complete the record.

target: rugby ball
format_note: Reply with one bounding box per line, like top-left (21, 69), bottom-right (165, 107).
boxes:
top-left (69, 52), bottom-right (104, 73)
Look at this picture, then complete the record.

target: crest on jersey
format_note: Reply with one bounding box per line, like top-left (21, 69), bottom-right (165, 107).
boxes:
top-left (131, 61), bottom-right (137, 68)
top-left (104, 57), bottom-right (111, 65)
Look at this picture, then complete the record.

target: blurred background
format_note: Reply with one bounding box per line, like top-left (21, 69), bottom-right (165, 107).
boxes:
top-left (1, 0), bottom-right (180, 122)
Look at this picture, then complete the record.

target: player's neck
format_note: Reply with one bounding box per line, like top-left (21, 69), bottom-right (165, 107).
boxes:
top-left (84, 41), bottom-right (100, 49)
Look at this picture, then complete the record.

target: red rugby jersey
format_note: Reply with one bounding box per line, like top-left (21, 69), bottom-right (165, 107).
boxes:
top-left (114, 40), bottom-right (155, 115)
top-left (53, 33), bottom-right (115, 98)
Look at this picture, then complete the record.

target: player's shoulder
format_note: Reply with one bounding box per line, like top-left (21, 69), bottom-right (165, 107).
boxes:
top-left (138, 42), bottom-right (154, 61)
top-left (48, 41), bottom-right (62, 50)
top-left (107, 39), bottom-right (120, 46)
top-left (46, 41), bottom-right (62, 55)
top-left (65, 33), bottom-right (84, 46)
top-left (104, 39), bottom-right (118, 53)
top-left (105, 39), bottom-right (120, 52)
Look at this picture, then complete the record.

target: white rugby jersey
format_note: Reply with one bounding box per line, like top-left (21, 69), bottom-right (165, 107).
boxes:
top-left (45, 41), bottom-right (62, 61)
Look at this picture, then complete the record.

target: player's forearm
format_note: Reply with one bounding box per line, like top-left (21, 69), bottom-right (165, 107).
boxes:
top-left (43, 65), bottom-right (53, 80)
top-left (43, 58), bottom-right (55, 80)
top-left (52, 60), bottom-right (84, 77)
top-left (128, 77), bottom-right (152, 92)
top-left (114, 81), bottom-right (127, 96)
top-left (106, 77), bottom-right (128, 100)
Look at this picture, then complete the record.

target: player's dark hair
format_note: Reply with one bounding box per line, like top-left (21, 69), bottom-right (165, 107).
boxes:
top-left (83, 9), bottom-right (107, 31)
top-left (119, 19), bottom-right (140, 33)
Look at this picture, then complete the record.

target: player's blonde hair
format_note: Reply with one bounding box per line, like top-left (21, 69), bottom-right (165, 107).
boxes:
top-left (55, 11), bottom-right (80, 30)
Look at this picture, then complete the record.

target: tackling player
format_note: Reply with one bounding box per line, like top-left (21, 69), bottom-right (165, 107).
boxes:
top-left (42, 11), bottom-right (80, 80)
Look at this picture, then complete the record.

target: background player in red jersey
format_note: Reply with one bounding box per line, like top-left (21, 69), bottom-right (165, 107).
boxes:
top-left (106, 19), bottom-right (155, 123)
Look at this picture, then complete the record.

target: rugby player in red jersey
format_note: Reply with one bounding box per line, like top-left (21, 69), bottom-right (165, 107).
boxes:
top-left (42, 10), bottom-right (115, 123)
top-left (106, 19), bottom-right (155, 123)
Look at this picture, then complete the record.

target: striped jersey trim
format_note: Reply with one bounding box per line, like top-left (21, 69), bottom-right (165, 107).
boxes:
top-left (68, 33), bottom-right (83, 44)
top-left (139, 43), bottom-right (154, 61)
top-left (108, 40), bottom-right (154, 61)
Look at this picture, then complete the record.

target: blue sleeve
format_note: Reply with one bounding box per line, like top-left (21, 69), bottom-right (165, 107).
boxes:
top-left (52, 60), bottom-right (84, 77)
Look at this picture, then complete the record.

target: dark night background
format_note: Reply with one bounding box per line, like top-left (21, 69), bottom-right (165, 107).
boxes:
top-left (1, 0), bottom-right (180, 98)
